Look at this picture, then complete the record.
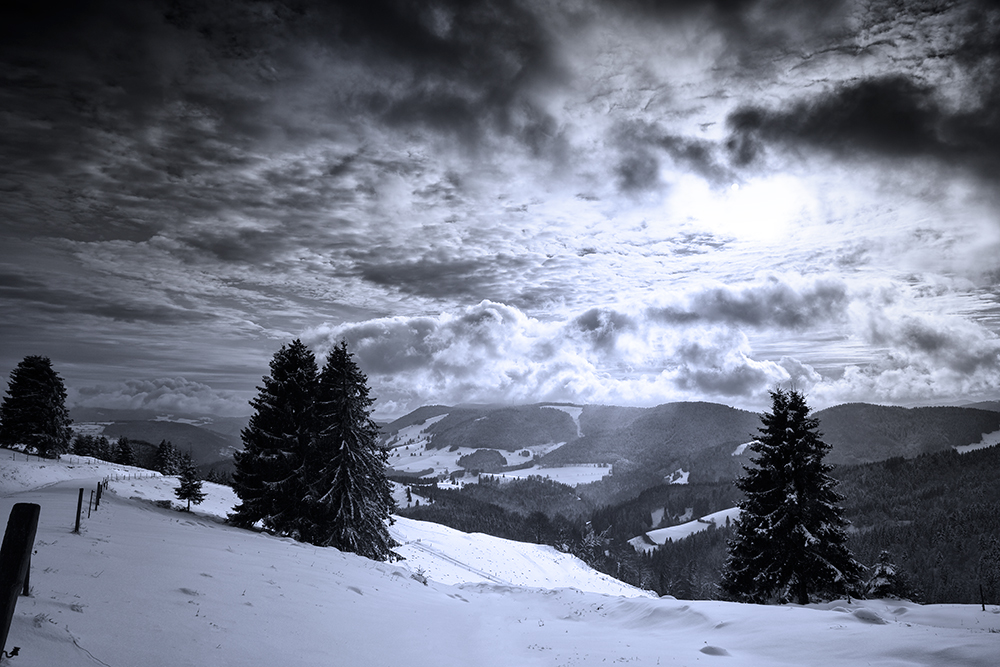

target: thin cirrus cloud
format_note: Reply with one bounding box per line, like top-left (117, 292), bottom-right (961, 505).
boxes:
top-left (3, 0), bottom-right (1000, 417)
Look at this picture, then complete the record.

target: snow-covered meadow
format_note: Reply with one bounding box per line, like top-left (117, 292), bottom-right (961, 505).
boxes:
top-left (2, 450), bottom-right (998, 666)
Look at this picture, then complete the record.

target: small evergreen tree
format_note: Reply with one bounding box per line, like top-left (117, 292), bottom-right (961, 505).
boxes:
top-left (721, 389), bottom-right (863, 604)
top-left (0, 355), bottom-right (73, 457)
top-left (300, 341), bottom-right (398, 559)
top-left (175, 455), bottom-right (206, 511)
top-left (230, 339), bottom-right (318, 533)
top-left (867, 550), bottom-right (907, 599)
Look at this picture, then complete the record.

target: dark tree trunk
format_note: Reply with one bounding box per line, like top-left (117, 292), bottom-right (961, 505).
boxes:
top-left (796, 579), bottom-right (809, 605)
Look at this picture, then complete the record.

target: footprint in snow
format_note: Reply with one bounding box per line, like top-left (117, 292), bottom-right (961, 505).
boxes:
top-left (700, 646), bottom-right (730, 656)
top-left (852, 609), bottom-right (886, 624)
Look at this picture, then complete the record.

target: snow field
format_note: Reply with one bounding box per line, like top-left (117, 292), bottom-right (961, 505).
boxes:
top-left (2, 453), bottom-right (999, 667)
top-left (954, 429), bottom-right (1000, 454)
top-left (481, 464), bottom-right (611, 486)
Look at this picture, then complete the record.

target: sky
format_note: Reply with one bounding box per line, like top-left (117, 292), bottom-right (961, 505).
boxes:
top-left (2, 0), bottom-right (1000, 419)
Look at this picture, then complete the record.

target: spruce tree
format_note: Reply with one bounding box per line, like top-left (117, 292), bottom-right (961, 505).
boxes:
top-left (304, 341), bottom-right (398, 560)
top-left (72, 434), bottom-right (96, 457)
top-left (230, 339), bottom-right (318, 533)
top-left (0, 355), bottom-right (73, 458)
top-left (721, 389), bottom-right (862, 604)
top-left (94, 435), bottom-right (112, 461)
top-left (154, 440), bottom-right (182, 475)
top-left (175, 454), bottom-right (207, 511)
top-left (113, 436), bottom-right (135, 466)
top-left (867, 550), bottom-right (905, 599)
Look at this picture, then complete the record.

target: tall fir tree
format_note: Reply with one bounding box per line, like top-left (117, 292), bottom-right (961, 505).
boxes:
top-left (721, 389), bottom-right (863, 604)
top-left (304, 341), bottom-right (398, 560)
top-left (0, 355), bottom-right (73, 458)
top-left (230, 339), bottom-right (318, 534)
top-left (175, 454), bottom-right (207, 511)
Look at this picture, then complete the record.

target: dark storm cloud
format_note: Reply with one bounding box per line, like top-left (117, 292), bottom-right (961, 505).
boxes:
top-left (571, 308), bottom-right (638, 351)
top-left (270, 0), bottom-right (566, 153)
top-left (726, 73), bottom-right (1000, 182)
top-left (613, 121), bottom-right (736, 192)
top-left (351, 252), bottom-right (538, 303)
top-left (604, 0), bottom-right (853, 72)
top-left (674, 357), bottom-right (772, 397)
top-left (865, 313), bottom-right (1000, 376)
top-left (651, 278), bottom-right (850, 329)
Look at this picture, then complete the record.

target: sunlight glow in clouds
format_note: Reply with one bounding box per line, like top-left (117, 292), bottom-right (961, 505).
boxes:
top-left (673, 175), bottom-right (815, 244)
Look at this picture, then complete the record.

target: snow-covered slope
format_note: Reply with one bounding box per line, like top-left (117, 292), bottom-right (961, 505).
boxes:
top-left (2, 449), bottom-right (998, 667)
top-left (391, 516), bottom-right (646, 595)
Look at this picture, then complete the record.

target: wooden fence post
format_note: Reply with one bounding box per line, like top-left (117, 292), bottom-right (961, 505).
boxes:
top-left (74, 488), bottom-right (84, 533)
top-left (1, 503), bottom-right (41, 658)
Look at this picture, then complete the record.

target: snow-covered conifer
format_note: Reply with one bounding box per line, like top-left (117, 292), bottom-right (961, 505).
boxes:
top-left (154, 440), bottom-right (183, 475)
top-left (175, 454), bottom-right (207, 511)
top-left (867, 550), bottom-right (902, 599)
top-left (230, 339), bottom-right (318, 533)
top-left (721, 389), bottom-right (863, 604)
top-left (113, 436), bottom-right (135, 465)
top-left (0, 355), bottom-right (72, 457)
top-left (303, 340), bottom-right (398, 560)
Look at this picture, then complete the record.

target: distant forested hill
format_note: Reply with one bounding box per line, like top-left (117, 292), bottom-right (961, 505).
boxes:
top-left (424, 405), bottom-right (578, 452)
top-left (815, 404), bottom-right (1000, 465)
top-left (100, 420), bottom-right (240, 465)
top-left (380, 405), bottom-right (452, 434)
top-left (540, 402), bottom-right (759, 468)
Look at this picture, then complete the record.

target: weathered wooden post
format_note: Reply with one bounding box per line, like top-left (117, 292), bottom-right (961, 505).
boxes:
top-left (1, 503), bottom-right (41, 658)
top-left (88, 490), bottom-right (94, 518)
top-left (74, 488), bottom-right (84, 533)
